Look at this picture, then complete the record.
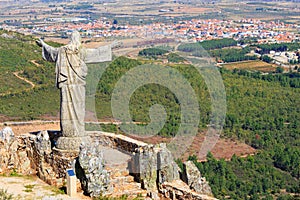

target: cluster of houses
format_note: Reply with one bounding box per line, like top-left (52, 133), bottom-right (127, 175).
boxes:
top-left (269, 51), bottom-right (299, 66)
top-left (1, 17), bottom-right (299, 44)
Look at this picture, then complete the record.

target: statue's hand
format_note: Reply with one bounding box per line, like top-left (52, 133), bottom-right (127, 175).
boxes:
top-left (36, 38), bottom-right (43, 47)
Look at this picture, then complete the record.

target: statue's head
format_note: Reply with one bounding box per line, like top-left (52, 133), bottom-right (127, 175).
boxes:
top-left (70, 31), bottom-right (81, 47)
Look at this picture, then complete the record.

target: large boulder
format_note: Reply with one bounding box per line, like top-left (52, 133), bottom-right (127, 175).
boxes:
top-left (131, 145), bottom-right (158, 191)
top-left (182, 161), bottom-right (212, 196)
top-left (35, 130), bottom-right (51, 155)
top-left (130, 143), bottom-right (181, 192)
top-left (157, 143), bottom-right (180, 185)
top-left (0, 127), bottom-right (14, 144)
top-left (0, 132), bottom-right (34, 175)
top-left (77, 141), bottom-right (111, 197)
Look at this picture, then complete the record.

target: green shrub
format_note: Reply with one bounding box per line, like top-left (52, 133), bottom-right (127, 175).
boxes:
top-left (0, 189), bottom-right (13, 200)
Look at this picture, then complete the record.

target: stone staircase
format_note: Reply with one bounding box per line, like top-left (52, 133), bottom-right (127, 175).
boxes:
top-left (105, 161), bottom-right (148, 198)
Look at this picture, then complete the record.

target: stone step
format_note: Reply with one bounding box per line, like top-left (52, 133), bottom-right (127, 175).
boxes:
top-left (108, 168), bottom-right (130, 178)
top-left (113, 182), bottom-right (142, 192)
top-left (103, 159), bottom-right (147, 199)
top-left (105, 166), bottom-right (130, 174)
top-left (110, 175), bottom-right (135, 186)
top-left (110, 184), bottom-right (148, 199)
top-left (112, 189), bottom-right (148, 199)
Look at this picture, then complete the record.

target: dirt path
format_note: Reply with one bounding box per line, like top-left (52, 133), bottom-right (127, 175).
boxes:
top-left (30, 60), bottom-right (40, 67)
top-left (13, 71), bottom-right (35, 89)
top-left (10, 60), bottom-right (41, 91)
top-left (0, 176), bottom-right (90, 200)
top-left (0, 71), bottom-right (35, 97)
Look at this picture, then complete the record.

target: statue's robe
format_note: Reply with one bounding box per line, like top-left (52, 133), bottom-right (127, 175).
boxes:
top-left (41, 43), bottom-right (112, 138)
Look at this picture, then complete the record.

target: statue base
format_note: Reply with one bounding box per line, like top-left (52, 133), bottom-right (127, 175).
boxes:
top-left (56, 136), bottom-right (91, 151)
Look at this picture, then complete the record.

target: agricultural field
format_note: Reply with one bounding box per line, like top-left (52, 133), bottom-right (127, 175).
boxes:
top-left (221, 60), bottom-right (277, 73)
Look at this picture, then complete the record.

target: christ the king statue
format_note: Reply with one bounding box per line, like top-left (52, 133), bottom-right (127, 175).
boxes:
top-left (36, 31), bottom-right (113, 151)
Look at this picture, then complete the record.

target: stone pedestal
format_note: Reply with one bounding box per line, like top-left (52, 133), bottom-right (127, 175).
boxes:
top-left (56, 136), bottom-right (91, 151)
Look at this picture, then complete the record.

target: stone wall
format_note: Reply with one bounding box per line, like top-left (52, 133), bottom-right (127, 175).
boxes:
top-left (0, 135), bottom-right (34, 175)
top-left (0, 128), bottom-right (216, 200)
top-left (89, 131), bottom-right (148, 153)
top-left (0, 130), bottom-right (78, 186)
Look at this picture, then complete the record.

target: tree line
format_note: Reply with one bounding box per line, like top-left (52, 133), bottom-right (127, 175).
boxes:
top-left (210, 47), bottom-right (257, 63)
top-left (255, 42), bottom-right (300, 54)
top-left (230, 68), bottom-right (300, 88)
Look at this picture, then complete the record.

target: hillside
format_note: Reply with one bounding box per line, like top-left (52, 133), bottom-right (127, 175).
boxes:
top-left (0, 31), bottom-right (299, 199)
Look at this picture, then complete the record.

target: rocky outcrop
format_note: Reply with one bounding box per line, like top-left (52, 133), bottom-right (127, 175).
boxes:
top-left (88, 132), bottom-right (214, 199)
top-left (129, 143), bottom-right (181, 199)
top-left (0, 130), bottom-right (77, 186)
top-left (77, 142), bottom-right (111, 197)
top-left (35, 130), bottom-right (51, 154)
top-left (182, 161), bottom-right (212, 196)
top-left (0, 130), bottom-right (216, 199)
top-left (76, 139), bottom-right (148, 198)
top-left (161, 180), bottom-right (217, 200)
top-left (0, 127), bottom-right (14, 143)
top-left (157, 143), bottom-right (180, 185)
top-left (131, 144), bottom-right (158, 191)
top-left (0, 128), bottom-right (33, 175)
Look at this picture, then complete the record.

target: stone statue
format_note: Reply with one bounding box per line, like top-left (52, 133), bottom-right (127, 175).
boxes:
top-left (36, 31), bottom-right (113, 151)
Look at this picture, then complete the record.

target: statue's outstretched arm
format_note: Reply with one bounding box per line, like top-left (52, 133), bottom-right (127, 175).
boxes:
top-left (36, 39), bottom-right (59, 62)
top-left (36, 38), bottom-right (45, 47)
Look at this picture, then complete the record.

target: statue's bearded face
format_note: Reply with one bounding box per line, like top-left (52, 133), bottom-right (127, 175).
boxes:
top-left (70, 31), bottom-right (81, 46)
